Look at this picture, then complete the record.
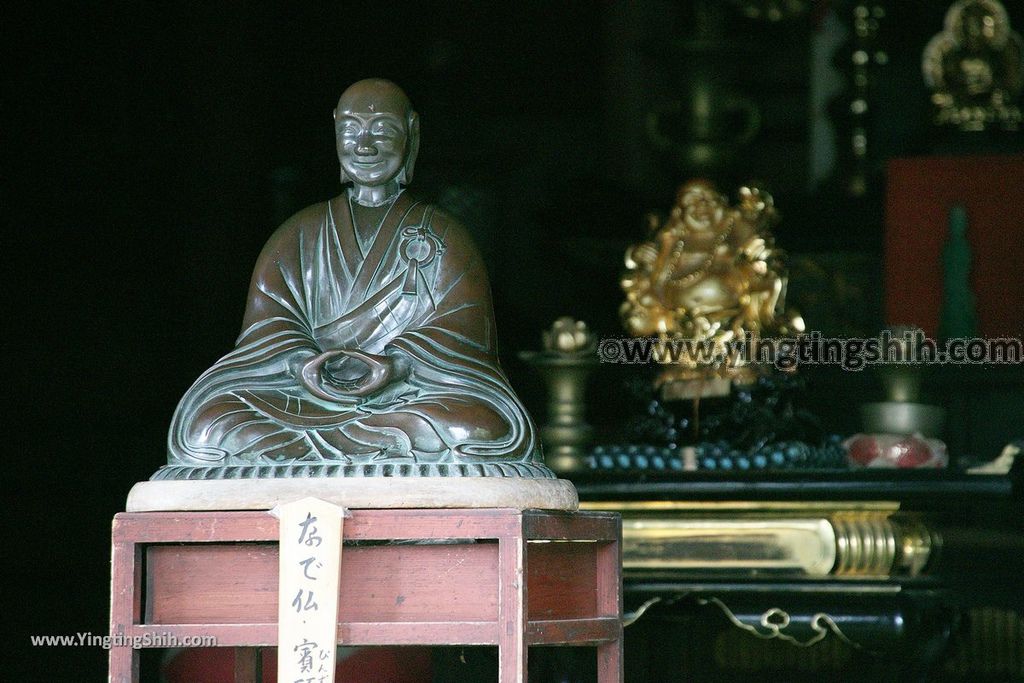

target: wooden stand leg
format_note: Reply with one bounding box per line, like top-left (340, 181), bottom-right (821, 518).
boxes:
top-left (234, 647), bottom-right (261, 683)
top-left (108, 644), bottom-right (138, 683)
top-left (109, 528), bottom-right (141, 683)
top-left (597, 639), bottom-right (624, 683)
top-left (498, 533), bottom-right (527, 683)
top-left (596, 523), bottom-right (624, 683)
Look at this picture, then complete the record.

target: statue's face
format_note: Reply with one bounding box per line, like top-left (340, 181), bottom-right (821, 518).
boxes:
top-left (335, 111), bottom-right (409, 186)
top-left (681, 188), bottom-right (725, 233)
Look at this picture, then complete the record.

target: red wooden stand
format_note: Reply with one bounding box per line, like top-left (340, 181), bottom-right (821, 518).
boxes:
top-left (109, 508), bottom-right (622, 682)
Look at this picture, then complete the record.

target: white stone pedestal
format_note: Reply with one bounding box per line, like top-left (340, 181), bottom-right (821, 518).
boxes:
top-left (126, 476), bottom-right (578, 512)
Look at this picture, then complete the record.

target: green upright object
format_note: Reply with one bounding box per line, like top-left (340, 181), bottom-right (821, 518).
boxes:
top-left (938, 204), bottom-right (979, 340)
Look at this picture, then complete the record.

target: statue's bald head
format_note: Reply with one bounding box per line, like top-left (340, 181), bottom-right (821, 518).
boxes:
top-left (333, 79), bottom-right (420, 188)
top-left (335, 79), bottom-right (413, 118)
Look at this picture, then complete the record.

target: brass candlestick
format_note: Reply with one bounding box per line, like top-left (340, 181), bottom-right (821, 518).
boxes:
top-left (520, 318), bottom-right (598, 475)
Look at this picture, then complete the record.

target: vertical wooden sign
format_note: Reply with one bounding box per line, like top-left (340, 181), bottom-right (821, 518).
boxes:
top-left (272, 497), bottom-right (346, 683)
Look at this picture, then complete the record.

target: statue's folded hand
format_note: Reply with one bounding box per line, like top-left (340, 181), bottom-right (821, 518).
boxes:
top-left (298, 349), bottom-right (400, 403)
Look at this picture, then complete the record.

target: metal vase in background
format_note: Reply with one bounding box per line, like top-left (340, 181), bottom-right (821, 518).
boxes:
top-left (520, 318), bottom-right (599, 476)
top-left (861, 327), bottom-right (946, 439)
top-left (646, 73), bottom-right (761, 177)
top-left (645, 0), bottom-right (763, 179)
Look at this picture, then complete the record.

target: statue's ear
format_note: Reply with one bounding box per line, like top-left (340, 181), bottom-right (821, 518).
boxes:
top-left (335, 109), bottom-right (351, 185)
top-left (399, 111), bottom-right (420, 186)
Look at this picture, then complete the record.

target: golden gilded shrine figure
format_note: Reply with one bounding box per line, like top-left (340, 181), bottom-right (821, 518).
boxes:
top-left (620, 180), bottom-right (803, 397)
top-left (922, 0), bottom-right (1023, 131)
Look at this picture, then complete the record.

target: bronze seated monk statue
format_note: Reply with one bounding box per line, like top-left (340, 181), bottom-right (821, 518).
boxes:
top-left (157, 79), bottom-right (550, 480)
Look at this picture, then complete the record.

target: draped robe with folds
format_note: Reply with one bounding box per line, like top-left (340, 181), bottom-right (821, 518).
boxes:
top-left (161, 191), bottom-right (549, 479)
